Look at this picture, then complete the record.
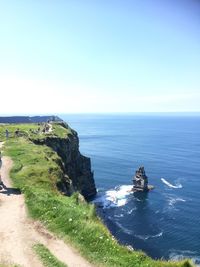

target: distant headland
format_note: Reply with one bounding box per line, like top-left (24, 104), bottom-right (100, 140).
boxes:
top-left (0, 115), bottom-right (62, 124)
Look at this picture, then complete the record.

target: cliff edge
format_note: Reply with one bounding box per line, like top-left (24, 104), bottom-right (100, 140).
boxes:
top-left (31, 122), bottom-right (97, 199)
top-left (0, 119), bottom-right (97, 199)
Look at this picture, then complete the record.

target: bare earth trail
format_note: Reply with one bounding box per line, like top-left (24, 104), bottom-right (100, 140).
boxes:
top-left (0, 143), bottom-right (94, 267)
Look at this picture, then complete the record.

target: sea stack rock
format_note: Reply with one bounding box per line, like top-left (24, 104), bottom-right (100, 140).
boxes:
top-left (132, 166), bottom-right (153, 192)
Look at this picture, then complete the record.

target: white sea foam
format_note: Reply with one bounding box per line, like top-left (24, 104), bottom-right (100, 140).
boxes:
top-left (168, 197), bottom-right (186, 206)
top-left (127, 207), bottom-right (137, 214)
top-left (93, 185), bottom-right (133, 208)
top-left (114, 213), bottom-right (124, 218)
top-left (135, 232), bottom-right (163, 240)
top-left (161, 178), bottom-right (182, 189)
top-left (169, 250), bottom-right (200, 266)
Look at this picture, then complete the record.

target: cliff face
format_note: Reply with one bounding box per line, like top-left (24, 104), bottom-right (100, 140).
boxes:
top-left (32, 125), bottom-right (97, 200)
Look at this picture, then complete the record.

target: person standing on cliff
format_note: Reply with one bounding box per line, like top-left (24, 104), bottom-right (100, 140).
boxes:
top-left (0, 151), bottom-right (3, 189)
top-left (5, 129), bottom-right (9, 139)
top-left (0, 173), bottom-right (3, 189)
top-left (0, 151), bottom-right (2, 169)
top-left (0, 173), bottom-right (6, 190)
top-left (0, 153), bottom-right (6, 190)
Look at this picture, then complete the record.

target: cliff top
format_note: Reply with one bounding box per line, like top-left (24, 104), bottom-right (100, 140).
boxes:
top-left (0, 121), bottom-right (73, 142)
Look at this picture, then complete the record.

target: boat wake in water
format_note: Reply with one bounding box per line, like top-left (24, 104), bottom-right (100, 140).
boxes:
top-left (161, 178), bottom-right (182, 188)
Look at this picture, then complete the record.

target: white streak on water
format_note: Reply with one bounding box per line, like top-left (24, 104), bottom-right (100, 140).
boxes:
top-left (115, 221), bottom-right (134, 235)
top-left (127, 207), bottom-right (137, 214)
top-left (114, 213), bottom-right (124, 218)
top-left (161, 178), bottom-right (183, 188)
top-left (135, 232), bottom-right (163, 240)
top-left (168, 197), bottom-right (186, 206)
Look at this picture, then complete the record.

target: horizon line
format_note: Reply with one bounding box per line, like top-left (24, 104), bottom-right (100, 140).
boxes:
top-left (1, 111), bottom-right (200, 117)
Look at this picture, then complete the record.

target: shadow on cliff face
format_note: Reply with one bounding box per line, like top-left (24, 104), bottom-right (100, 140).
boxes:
top-left (29, 122), bottom-right (97, 200)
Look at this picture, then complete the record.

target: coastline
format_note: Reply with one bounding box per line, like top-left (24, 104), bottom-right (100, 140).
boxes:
top-left (0, 119), bottom-right (194, 266)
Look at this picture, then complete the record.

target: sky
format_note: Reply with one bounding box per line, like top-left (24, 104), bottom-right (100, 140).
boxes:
top-left (0, 0), bottom-right (200, 114)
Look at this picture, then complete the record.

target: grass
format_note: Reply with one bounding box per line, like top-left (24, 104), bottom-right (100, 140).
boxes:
top-left (0, 122), bottom-right (72, 144)
top-left (34, 244), bottom-right (68, 267)
top-left (0, 123), bottom-right (194, 267)
top-left (51, 122), bottom-right (73, 138)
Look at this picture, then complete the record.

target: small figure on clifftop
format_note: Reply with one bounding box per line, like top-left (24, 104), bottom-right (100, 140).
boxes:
top-left (132, 166), bottom-right (154, 192)
top-left (5, 129), bottom-right (9, 139)
top-left (0, 151), bottom-right (2, 168)
top-left (0, 173), bottom-right (6, 190)
top-left (0, 174), bottom-right (5, 190)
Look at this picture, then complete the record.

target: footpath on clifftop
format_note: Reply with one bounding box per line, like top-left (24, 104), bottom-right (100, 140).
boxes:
top-left (0, 142), bottom-right (94, 267)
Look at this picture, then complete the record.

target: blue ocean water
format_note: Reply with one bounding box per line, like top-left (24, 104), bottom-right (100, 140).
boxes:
top-left (60, 114), bottom-right (200, 265)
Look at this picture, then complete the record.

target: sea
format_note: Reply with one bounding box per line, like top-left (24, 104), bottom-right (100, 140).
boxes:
top-left (60, 114), bottom-right (200, 265)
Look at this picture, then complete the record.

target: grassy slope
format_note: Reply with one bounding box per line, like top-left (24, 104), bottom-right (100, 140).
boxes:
top-left (34, 244), bottom-right (68, 267)
top-left (0, 122), bottom-right (72, 141)
top-left (0, 124), bottom-right (194, 267)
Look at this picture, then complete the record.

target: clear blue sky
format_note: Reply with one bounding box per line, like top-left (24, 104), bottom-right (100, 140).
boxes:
top-left (0, 0), bottom-right (200, 114)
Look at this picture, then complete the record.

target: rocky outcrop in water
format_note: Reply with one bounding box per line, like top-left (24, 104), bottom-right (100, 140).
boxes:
top-left (132, 166), bottom-right (154, 192)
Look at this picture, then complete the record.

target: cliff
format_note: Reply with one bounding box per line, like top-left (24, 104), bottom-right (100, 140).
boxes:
top-left (30, 122), bottom-right (97, 199)
top-left (0, 118), bottom-right (97, 199)
top-left (0, 121), bottom-right (193, 267)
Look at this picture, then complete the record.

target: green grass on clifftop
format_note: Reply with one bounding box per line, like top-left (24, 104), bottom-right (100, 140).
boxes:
top-left (0, 122), bottom-right (72, 143)
top-left (34, 244), bottom-right (68, 267)
top-left (0, 123), bottom-right (194, 267)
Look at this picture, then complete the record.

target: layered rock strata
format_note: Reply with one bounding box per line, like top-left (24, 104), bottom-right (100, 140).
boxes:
top-left (32, 123), bottom-right (96, 200)
top-left (132, 166), bottom-right (154, 192)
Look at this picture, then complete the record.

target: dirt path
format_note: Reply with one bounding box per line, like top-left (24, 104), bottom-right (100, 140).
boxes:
top-left (0, 143), bottom-right (94, 267)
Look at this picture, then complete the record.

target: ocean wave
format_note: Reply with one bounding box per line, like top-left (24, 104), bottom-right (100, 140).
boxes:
top-left (161, 178), bottom-right (183, 189)
top-left (168, 197), bottom-right (186, 206)
top-left (127, 207), bottom-right (137, 214)
top-left (135, 232), bottom-right (163, 241)
top-left (162, 195), bottom-right (186, 212)
top-left (93, 185), bottom-right (133, 208)
top-left (114, 213), bottom-right (124, 218)
top-left (134, 197), bottom-right (142, 202)
top-left (115, 221), bottom-right (134, 235)
top-left (169, 250), bottom-right (200, 266)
